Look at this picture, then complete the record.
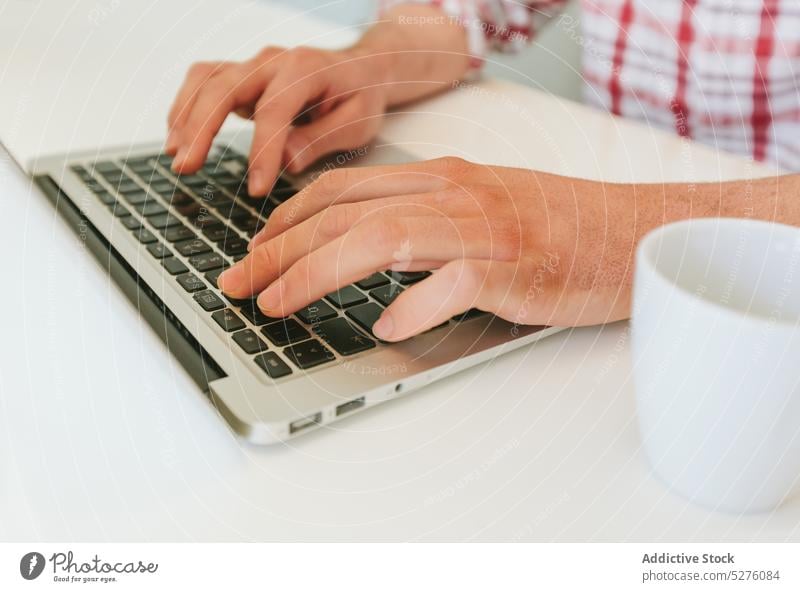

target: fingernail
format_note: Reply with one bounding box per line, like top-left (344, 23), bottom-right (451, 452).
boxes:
top-left (218, 264), bottom-right (244, 293)
top-left (172, 146), bottom-right (187, 171)
top-left (249, 170), bottom-right (265, 196)
top-left (372, 312), bottom-right (394, 340)
top-left (257, 279), bottom-right (284, 311)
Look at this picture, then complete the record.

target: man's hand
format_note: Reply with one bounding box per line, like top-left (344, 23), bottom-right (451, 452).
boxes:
top-left (165, 4), bottom-right (471, 196)
top-left (217, 157), bottom-right (643, 340)
top-left (166, 45), bottom-right (390, 196)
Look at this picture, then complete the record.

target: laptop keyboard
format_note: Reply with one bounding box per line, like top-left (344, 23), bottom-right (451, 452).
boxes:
top-left (69, 147), bottom-right (483, 381)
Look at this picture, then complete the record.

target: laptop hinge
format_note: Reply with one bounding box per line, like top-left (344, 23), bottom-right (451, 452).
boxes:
top-left (33, 174), bottom-right (226, 390)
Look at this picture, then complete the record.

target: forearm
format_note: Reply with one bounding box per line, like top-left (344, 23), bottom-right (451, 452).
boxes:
top-left (351, 4), bottom-right (470, 106)
top-left (576, 174), bottom-right (800, 322)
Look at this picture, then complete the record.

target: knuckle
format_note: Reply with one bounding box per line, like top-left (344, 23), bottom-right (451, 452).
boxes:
top-left (435, 156), bottom-right (472, 179)
top-left (287, 46), bottom-right (319, 67)
top-left (187, 61), bottom-right (214, 79)
top-left (251, 239), bottom-right (278, 273)
top-left (331, 204), bottom-right (363, 237)
top-left (256, 45), bottom-right (282, 61)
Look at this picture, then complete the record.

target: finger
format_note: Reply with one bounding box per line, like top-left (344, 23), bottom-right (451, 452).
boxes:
top-left (255, 216), bottom-right (504, 315)
top-left (246, 62), bottom-right (329, 196)
top-left (166, 61), bottom-right (223, 152)
top-left (373, 258), bottom-right (524, 341)
top-left (283, 94), bottom-right (383, 174)
top-left (248, 188), bottom-right (469, 253)
top-left (172, 64), bottom-right (268, 173)
top-left (224, 198), bottom-right (459, 297)
top-left (256, 162), bottom-right (455, 242)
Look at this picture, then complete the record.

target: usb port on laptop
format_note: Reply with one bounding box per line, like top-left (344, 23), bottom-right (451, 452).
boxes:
top-left (289, 412), bottom-right (322, 434)
top-left (336, 397), bottom-right (365, 416)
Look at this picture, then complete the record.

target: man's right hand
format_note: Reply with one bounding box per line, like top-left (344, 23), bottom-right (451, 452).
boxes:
top-left (166, 45), bottom-right (391, 196)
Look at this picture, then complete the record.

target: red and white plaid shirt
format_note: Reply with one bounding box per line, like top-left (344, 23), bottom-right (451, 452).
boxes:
top-left (380, 0), bottom-right (800, 171)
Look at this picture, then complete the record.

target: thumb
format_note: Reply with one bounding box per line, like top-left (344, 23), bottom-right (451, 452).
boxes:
top-left (283, 94), bottom-right (382, 173)
top-left (373, 259), bottom-right (524, 342)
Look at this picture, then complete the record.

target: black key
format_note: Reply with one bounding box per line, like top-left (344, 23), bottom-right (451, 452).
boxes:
top-left (101, 171), bottom-right (126, 184)
top-left (218, 235), bottom-right (248, 256)
top-left (149, 179), bottom-right (175, 195)
top-left (117, 181), bottom-right (142, 194)
top-left (283, 339), bottom-right (334, 369)
top-left (202, 224), bottom-right (230, 242)
top-left (210, 171), bottom-right (239, 185)
top-left (453, 308), bottom-right (487, 321)
top-left (224, 294), bottom-right (252, 307)
top-left (134, 227), bottom-right (158, 244)
top-left (240, 300), bottom-right (282, 326)
top-left (221, 204), bottom-right (251, 221)
top-left (156, 154), bottom-right (174, 167)
top-left (295, 300), bottom-right (338, 325)
top-left (176, 273), bottom-right (205, 293)
top-left (174, 201), bottom-right (205, 218)
top-left (94, 191), bottom-right (116, 206)
top-left (147, 242), bottom-right (171, 259)
top-left (231, 215), bottom-right (260, 234)
top-left (212, 308), bottom-right (246, 332)
top-left (175, 238), bottom-right (212, 257)
top-left (188, 252), bottom-right (225, 272)
top-left (148, 213), bottom-right (183, 229)
top-left (193, 289), bottom-right (225, 312)
top-left (345, 302), bottom-right (384, 336)
top-left (127, 162), bottom-right (156, 176)
top-left (93, 161), bottom-right (119, 174)
top-left (120, 216), bottom-right (142, 231)
top-left (325, 285), bottom-right (368, 309)
top-left (254, 352), bottom-right (292, 379)
top-left (204, 267), bottom-right (228, 288)
top-left (385, 270), bottom-right (431, 285)
top-left (177, 174), bottom-right (207, 187)
top-left (134, 201), bottom-right (168, 217)
top-left (261, 319), bottom-right (310, 346)
top-left (120, 190), bottom-right (150, 206)
top-left (166, 191), bottom-right (194, 207)
top-left (252, 198), bottom-right (277, 219)
top-left (232, 329), bottom-right (268, 354)
top-left (273, 177), bottom-right (295, 193)
top-left (355, 273), bottom-right (390, 290)
top-left (201, 193), bottom-right (233, 209)
top-left (162, 225), bottom-right (196, 243)
top-left (71, 165), bottom-right (93, 181)
top-left (370, 284), bottom-right (404, 307)
top-left (270, 188), bottom-right (296, 203)
top-left (140, 171), bottom-right (169, 184)
top-left (162, 257), bottom-right (189, 276)
top-left (109, 203), bottom-right (131, 218)
top-left (313, 318), bottom-right (375, 356)
top-left (189, 213), bottom-right (222, 229)
top-left (85, 180), bottom-right (106, 193)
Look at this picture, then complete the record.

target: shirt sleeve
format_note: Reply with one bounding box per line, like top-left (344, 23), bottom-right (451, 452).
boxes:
top-left (377, 0), bottom-right (572, 68)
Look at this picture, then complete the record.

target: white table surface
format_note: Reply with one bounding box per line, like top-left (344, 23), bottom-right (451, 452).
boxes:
top-left (1, 0), bottom-right (798, 542)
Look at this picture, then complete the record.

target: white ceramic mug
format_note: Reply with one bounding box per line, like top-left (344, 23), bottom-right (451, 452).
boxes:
top-left (632, 217), bottom-right (800, 513)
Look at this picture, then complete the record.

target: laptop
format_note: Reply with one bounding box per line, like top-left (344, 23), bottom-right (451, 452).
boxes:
top-left (1, 1), bottom-right (562, 444)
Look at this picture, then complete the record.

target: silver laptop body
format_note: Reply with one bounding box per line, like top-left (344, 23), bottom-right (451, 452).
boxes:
top-left (30, 133), bottom-right (562, 444)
